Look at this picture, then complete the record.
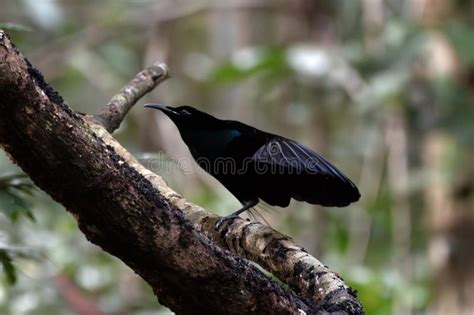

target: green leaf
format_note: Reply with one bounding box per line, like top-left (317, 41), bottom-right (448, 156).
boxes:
top-left (208, 48), bottom-right (290, 85)
top-left (0, 174), bottom-right (35, 222)
top-left (0, 189), bottom-right (35, 222)
top-left (0, 249), bottom-right (17, 285)
top-left (0, 22), bottom-right (32, 32)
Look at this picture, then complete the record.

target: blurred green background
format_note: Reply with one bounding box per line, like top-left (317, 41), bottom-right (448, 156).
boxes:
top-left (1, 1), bottom-right (473, 314)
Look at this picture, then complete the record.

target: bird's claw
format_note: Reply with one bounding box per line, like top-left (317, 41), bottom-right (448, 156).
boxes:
top-left (215, 215), bottom-right (238, 231)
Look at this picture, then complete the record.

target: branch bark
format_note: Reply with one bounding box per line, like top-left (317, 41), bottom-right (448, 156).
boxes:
top-left (0, 30), bottom-right (363, 314)
top-left (94, 62), bottom-right (170, 133)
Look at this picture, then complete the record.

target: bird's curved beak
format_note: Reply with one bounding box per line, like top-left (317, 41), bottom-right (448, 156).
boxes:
top-left (144, 103), bottom-right (178, 116)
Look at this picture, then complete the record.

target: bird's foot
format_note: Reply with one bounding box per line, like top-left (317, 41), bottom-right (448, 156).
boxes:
top-left (215, 214), bottom-right (239, 231)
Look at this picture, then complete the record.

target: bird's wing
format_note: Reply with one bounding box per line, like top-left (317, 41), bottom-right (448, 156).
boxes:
top-left (250, 137), bottom-right (360, 207)
top-left (251, 138), bottom-right (348, 180)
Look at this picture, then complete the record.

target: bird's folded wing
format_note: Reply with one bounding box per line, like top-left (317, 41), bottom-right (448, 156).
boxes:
top-left (251, 138), bottom-right (355, 184)
top-left (250, 138), bottom-right (360, 206)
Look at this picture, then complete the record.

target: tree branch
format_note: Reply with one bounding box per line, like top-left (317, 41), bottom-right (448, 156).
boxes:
top-left (194, 216), bottom-right (361, 312)
top-left (94, 62), bottom-right (170, 133)
top-left (0, 30), bottom-right (364, 314)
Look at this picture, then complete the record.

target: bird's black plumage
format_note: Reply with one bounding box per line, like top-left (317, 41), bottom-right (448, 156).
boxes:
top-left (145, 104), bottom-right (360, 223)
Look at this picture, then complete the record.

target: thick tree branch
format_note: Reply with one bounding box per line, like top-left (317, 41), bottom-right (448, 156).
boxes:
top-left (196, 217), bottom-right (361, 312)
top-left (0, 30), bottom-right (363, 314)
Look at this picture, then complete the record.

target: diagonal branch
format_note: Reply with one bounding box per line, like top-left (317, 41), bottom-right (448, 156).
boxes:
top-left (94, 62), bottom-right (170, 133)
top-left (0, 30), bottom-right (364, 314)
top-left (194, 216), bottom-right (361, 312)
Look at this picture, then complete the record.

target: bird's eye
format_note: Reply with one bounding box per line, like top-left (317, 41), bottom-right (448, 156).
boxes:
top-left (181, 109), bottom-right (192, 115)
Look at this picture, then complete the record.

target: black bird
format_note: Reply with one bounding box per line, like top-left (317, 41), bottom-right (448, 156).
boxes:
top-left (145, 104), bottom-right (360, 226)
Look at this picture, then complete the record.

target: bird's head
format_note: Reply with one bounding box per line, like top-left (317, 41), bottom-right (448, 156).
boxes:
top-left (144, 104), bottom-right (218, 130)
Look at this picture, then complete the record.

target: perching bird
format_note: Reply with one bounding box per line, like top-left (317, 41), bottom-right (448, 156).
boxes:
top-left (145, 104), bottom-right (360, 226)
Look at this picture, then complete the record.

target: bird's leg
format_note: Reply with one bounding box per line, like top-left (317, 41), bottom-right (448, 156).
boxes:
top-left (215, 199), bottom-right (259, 230)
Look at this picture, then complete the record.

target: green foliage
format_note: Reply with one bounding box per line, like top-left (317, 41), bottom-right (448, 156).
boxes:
top-left (0, 249), bottom-right (16, 284)
top-left (0, 173), bottom-right (36, 291)
top-left (208, 48), bottom-right (291, 85)
top-left (446, 22), bottom-right (474, 66)
top-left (431, 77), bottom-right (474, 145)
top-left (0, 174), bottom-right (35, 223)
top-left (0, 22), bottom-right (31, 32)
top-left (349, 269), bottom-right (394, 315)
top-left (326, 212), bottom-right (350, 254)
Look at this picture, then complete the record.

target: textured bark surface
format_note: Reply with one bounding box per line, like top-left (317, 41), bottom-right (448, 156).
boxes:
top-left (0, 30), bottom-right (364, 314)
top-left (206, 219), bottom-right (360, 313)
top-left (94, 62), bottom-right (170, 133)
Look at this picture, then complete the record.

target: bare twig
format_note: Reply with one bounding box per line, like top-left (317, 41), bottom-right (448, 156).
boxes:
top-left (95, 62), bottom-right (170, 133)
